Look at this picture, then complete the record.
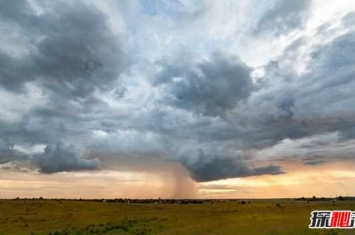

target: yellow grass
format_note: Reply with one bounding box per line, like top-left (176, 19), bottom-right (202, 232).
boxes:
top-left (0, 199), bottom-right (354, 235)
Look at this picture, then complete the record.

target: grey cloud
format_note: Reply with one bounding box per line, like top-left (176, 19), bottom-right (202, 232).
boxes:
top-left (253, 165), bottom-right (284, 175)
top-left (155, 52), bottom-right (253, 116)
top-left (342, 12), bottom-right (355, 27)
top-left (283, 37), bottom-right (307, 54)
top-left (316, 23), bottom-right (332, 35)
top-left (253, 0), bottom-right (311, 36)
top-left (338, 128), bottom-right (355, 141)
top-left (33, 2), bottom-right (126, 99)
top-left (0, 0), bottom-right (126, 99)
top-left (0, 0), bottom-right (38, 26)
top-left (176, 28), bottom-right (355, 181)
top-left (1, 0), bottom-right (355, 183)
top-left (0, 0), bottom-right (127, 173)
top-left (291, 31), bottom-right (355, 131)
top-left (248, 29), bottom-right (355, 144)
top-left (38, 141), bottom-right (100, 173)
top-left (0, 143), bottom-right (18, 164)
top-left (0, 162), bottom-right (33, 173)
top-left (303, 159), bottom-right (326, 166)
top-left (180, 148), bottom-right (284, 182)
top-left (3, 26), bottom-right (355, 181)
top-left (0, 139), bottom-right (29, 164)
top-left (148, 28), bottom-right (355, 181)
top-left (0, 51), bottom-right (36, 92)
top-left (308, 31), bottom-right (355, 73)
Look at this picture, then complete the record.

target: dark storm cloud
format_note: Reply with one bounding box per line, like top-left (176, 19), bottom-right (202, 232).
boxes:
top-left (154, 52), bottom-right (253, 116)
top-left (145, 27), bottom-right (355, 181)
top-left (0, 0), bottom-right (126, 99)
top-left (253, 0), bottom-right (311, 36)
top-left (0, 0), bottom-right (126, 172)
top-left (32, 3), bottom-right (126, 99)
top-left (0, 139), bottom-right (28, 164)
top-left (0, 0), bottom-right (38, 26)
top-left (1, 0), bottom-right (355, 183)
top-left (0, 0), bottom-right (43, 92)
top-left (169, 28), bottom-right (355, 181)
top-left (38, 141), bottom-right (99, 173)
top-left (0, 52), bottom-right (36, 92)
top-left (181, 149), bottom-right (283, 182)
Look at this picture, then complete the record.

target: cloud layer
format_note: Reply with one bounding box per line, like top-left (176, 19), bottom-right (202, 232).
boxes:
top-left (1, 0), bottom-right (355, 182)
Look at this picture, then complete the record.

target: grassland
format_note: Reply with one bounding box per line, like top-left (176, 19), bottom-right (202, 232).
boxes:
top-left (0, 199), bottom-right (355, 235)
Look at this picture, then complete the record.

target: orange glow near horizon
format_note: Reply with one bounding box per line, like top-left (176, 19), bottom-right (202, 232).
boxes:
top-left (1, 160), bottom-right (354, 199)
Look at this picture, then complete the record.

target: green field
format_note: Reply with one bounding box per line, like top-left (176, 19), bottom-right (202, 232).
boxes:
top-left (0, 199), bottom-right (354, 235)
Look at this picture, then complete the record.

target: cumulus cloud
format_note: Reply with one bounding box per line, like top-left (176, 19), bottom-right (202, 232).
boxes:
top-left (0, 0), bottom-right (126, 98)
top-left (0, 0), bottom-right (125, 173)
top-left (253, 0), bottom-right (311, 36)
top-left (0, 139), bottom-right (29, 164)
top-left (181, 149), bottom-right (284, 182)
top-left (38, 141), bottom-right (99, 173)
top-left (173, 25), bottom-right (355, 181)
top-left (154, 51), bottom-right (253, 116)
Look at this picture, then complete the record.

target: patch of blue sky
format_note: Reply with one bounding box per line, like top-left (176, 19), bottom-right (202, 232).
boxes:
top-left (140, 0), bottom-right (186, 19)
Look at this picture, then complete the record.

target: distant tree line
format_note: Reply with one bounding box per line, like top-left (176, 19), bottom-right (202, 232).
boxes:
top-left (8, 196), bottom-right (354, 204)
top-left (295, 196), bottom-right (355, 201)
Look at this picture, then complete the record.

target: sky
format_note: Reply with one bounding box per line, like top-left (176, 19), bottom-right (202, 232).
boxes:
top-left (0, 0), bottom-right (355, 199)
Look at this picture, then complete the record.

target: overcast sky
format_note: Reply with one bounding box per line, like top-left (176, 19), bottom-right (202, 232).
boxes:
top-left (1, 0), bottom-right (355, 199)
